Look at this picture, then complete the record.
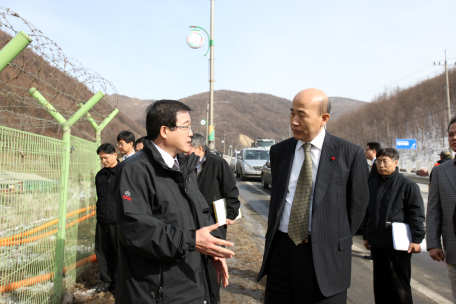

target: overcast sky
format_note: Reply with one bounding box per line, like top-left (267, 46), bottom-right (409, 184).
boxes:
top-left (3, 0), bottom-right (456, 102)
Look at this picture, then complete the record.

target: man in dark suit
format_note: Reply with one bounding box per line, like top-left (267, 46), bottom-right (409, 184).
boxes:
top-left (257, 88), bottom-right (369, 303)
top-left (365, 142), bottom-right (382, 182)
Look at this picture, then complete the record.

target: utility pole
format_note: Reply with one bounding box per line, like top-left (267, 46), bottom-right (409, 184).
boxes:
top-left (434, 50), bottom-right (456, 157)
top-left (206, 103), bottom-right (209, 147)
top-left (208, 0), bottom-right (215, 151)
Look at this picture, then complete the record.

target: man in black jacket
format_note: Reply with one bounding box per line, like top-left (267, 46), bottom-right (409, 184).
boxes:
top-left (362, 148), bottom-right (425, 304)
top-left (365, 142), bottom-right (382, 182)
top-left (95, 143), bottom-right (119, 293)
top-left (188, 133), bottom-right (240, 303)
top-left (115, 100), bottom-right (234, 304)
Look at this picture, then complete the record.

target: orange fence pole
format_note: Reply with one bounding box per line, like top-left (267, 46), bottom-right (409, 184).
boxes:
top-left (0, 254), bottom-right (97, 293)
top-left (0, 206), bottom-right (95, 245)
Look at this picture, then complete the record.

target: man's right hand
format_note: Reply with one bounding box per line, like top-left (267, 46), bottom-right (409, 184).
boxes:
top-left (429, 248), bottom-right (445, 262)
top-left (364, 240), bottom-right (371, 250)
top-left (195, 223), bottom-right (235, 258)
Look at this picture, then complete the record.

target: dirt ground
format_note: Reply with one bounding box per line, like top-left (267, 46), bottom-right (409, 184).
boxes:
top-left (71, 219), bottom-right (266, 303)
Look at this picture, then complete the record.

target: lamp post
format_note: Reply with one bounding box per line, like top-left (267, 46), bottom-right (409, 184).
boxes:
top-left (223, 132), bottom-right (234, 155)
top-left (188, 0), bottom-right (216, 151)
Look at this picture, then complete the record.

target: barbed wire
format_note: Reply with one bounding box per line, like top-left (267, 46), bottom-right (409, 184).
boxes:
top-left (0, 7), bottom-right (118, 141)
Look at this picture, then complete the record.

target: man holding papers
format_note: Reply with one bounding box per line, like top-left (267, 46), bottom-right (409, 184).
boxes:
top-left (362, 147), bottom-right (425, 304)
top-left (188, 133), bottom-right (240, 304)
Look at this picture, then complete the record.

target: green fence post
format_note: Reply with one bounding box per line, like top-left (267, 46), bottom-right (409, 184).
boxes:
top-left (0, 30), bottom-right (33, 73)
top-left (29, 88), bottom-right (104, 303)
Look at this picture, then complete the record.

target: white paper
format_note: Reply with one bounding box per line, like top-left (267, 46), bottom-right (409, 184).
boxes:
top-left (392, 222), bottom-right (427, 252)
top-left (213, 198), bottom-right (242, 226)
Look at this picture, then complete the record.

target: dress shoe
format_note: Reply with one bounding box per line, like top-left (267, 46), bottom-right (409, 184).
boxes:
top-left (95, 282), bottom-right (111, 293)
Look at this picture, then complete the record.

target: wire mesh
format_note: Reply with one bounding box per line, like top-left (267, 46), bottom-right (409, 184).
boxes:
top-left (0, 126), bottom-right (99, 303)
top-left (0, 6), bottom-right (118, 141)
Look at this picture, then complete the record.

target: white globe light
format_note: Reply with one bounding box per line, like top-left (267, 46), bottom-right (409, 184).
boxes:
top-left (187, 31), bottom-right (204, 49)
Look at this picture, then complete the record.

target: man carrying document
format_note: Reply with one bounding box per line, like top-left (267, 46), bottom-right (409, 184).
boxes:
top-left (362, 147), bottom-right (425, 304)
top-left (188, 133), bottom-right (241, 304)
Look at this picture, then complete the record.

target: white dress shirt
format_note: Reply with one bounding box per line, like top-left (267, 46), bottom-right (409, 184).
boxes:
top-left (151, 141), bottom-right (178, 169)
top-left (122, 151), bottom-right (135, 161)
top-left (278, 128), bottom-right (326, 233)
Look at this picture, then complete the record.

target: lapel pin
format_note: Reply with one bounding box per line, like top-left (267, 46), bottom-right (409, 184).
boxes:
top-left (331, 156), bottom-right (336, 161)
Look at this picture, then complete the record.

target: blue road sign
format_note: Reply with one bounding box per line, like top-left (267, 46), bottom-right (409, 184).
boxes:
top-left (396, 139), bottom-right (417, 150)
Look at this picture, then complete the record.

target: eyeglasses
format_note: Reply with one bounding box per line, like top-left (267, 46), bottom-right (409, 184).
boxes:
top-left (117, 142), bottom-right (131, 147)
top-left (375, 160), bottom-right (393, 165)
top-left (174, 124), bottom-right (193, 133)
top-left (100, 154), bottom-right (114, 162)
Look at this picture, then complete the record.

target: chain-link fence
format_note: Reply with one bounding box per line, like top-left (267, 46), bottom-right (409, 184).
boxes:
top-left (0, 126), bottom-right (99, 303)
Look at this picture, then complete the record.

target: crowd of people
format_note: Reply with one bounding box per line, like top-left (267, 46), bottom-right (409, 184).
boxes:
top-left (91, 90), bottom-right (456, 304)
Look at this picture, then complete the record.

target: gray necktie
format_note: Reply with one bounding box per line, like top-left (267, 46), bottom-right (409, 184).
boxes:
top-left (288, 143), bottom-right (313, 245)
top-left (172, 159), bottom-right (180, 171)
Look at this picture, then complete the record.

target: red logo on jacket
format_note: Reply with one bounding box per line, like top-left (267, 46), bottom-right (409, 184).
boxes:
top-left (122, 195), bottom-right (131, 201)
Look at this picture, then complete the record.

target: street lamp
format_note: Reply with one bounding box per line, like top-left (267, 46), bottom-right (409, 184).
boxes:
top-left (223, 132), bottom-right (234, 155)
top-left (188, 0), bottom-right (216, 151)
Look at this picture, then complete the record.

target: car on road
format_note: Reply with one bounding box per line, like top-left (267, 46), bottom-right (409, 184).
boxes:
top-left (261, 159), bottom-right (272, 188)
top-left (236, 148), bottom-right (270, 181)
top-left (230, 151), bottom-right (240, 172)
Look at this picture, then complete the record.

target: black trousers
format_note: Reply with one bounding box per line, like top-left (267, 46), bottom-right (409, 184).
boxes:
top-left (371, 247), bottom-right (413, 304)
top-left (265, 232), bottom-right (347, 304)
top-left (95, 221), bottom-right (118, 284)
top-left (207, 224), bottom-right (227, 303)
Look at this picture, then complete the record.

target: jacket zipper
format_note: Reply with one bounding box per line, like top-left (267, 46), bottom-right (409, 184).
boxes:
top-left (156, 263), bottom-right (164, 302)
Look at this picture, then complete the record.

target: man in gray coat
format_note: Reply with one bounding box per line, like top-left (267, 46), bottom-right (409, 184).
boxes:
top-left (427, 116), bottom-right (456, 303)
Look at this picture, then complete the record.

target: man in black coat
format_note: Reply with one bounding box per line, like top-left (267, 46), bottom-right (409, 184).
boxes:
top-left (94, 143), bottom-right (119, 293)
top-left (362, 148), bottom-right (425, 303)
top-left (188, 133), bottom-right (240, 303)
top-left (365, 142), bottom-right (382, 182)
top-left (257, 88), bottom-right (369, 303)
top-left (115, 100), bottom-right (234, 304)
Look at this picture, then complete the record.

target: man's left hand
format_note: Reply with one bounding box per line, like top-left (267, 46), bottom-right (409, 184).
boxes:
top-left (408, 243), bottom-right (421, 253)
top-left (226, 219), bottom-right (236, 226)
top-left (210, 257), bottom-right (229, 287)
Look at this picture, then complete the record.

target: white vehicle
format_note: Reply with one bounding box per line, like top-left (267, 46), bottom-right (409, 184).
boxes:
top-left (236, 148), bottom-right (270, 181)
top-left (230, 151), bottom-right (240, 172)
top-left (252, 138), bottom-right (275, 149)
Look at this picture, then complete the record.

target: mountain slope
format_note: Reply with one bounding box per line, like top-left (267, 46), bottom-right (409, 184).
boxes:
top-left (113, 90), bottom-right (366, 152)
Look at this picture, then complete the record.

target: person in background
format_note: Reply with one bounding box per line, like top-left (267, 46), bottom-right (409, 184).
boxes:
top-left (435, 150), bottom-right (452, 166)
top-left (362, 148), bottom-right (425, 304)
top-left (428, 117), bottom-right (456, 303)
top-left (135, 136), bottom-right (146, 152)
top-left (117, 131), bottom-right (135, 161)
top-left (94, 143), bottom-right (119, 293)
top-left (361, 142), bottom-right (382, 259)
top-left (115, 100), bottom-right (234, 304)
top-left (187, 133), bottom-right (240, 304)
top-left (365, 142), bottom-right (382, 182)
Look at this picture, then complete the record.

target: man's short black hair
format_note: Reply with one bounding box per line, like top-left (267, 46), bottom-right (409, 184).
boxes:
top-left (135, 136), bottom-right (146, 147)
top-left (376, 148), bottom-right (399, 161)
top-left (367, 142), bottom-right (382, 153)
top-left (117, 131), bottom-right (135, 144)
top-left (146, 100), bottom-right (191, 140)
top-left (97, 143), bottom-right (116, 155)
top-left (448, 116), bottom-right (456, 132)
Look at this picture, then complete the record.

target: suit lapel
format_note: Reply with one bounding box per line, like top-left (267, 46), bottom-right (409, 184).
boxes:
top-left (312, 133), bottom-right (337, 212)
top-left (276, 138), bottom-right (297, 215)
top-left (444, 163), bottom-right (456, 193)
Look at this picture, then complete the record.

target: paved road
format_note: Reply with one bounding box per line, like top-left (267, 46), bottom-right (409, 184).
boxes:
top-left (235, 176), bottom-right (452, 304)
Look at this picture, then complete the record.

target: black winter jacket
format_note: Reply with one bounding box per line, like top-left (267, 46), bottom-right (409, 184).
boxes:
top-left (197, 150), bottom-right (240, 227)
top-left (362, 168), bottom-right (425, 248)
top-left (115, 140), bottom-right (221, 304)
top-left (95, 161), bottom-right (119, 224)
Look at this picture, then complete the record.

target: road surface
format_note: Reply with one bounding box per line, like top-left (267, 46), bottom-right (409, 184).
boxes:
top-left (235, 176), bottom-right (452, 304)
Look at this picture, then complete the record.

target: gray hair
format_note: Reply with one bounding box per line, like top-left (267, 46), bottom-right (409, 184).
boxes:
top-left (190, 133), bottom-right (207, 151)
